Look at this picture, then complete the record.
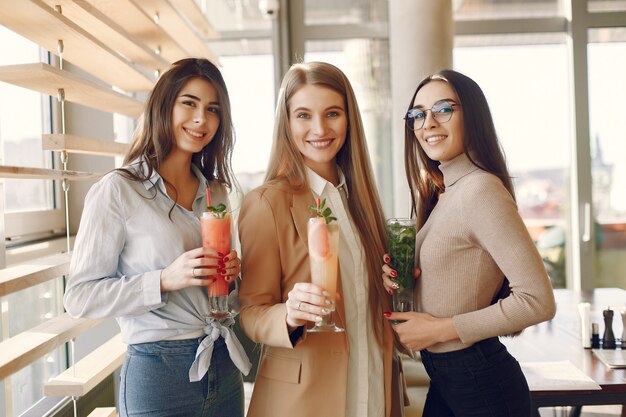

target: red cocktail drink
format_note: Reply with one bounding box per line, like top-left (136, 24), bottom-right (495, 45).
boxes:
top-left (201, 212), bottom-right (231, 316)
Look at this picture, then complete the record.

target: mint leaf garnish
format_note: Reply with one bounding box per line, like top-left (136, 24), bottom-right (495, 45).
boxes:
top-left (308, 198), bottom-right (337, 224)
top-left (207, 203), bottom-right (227, 219)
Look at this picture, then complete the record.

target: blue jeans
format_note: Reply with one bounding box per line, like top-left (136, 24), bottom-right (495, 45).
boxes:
top-left (119, 337), bottom-right (244, 417)
top-left (420, 337), bottom-right (531, 417)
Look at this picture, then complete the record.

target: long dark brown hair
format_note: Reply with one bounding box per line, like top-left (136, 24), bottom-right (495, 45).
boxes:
top-left (121, 58), bottom-right (235, 191)
top-left (404, 69), bottom-right (514, 228)
top-left (405, 69), bottom-right (518, 309)
top-left (266, 62), bottom-right (392, 348)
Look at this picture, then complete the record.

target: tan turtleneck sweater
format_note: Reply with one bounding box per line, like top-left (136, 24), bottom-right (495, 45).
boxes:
top-left (415, 152), bottom-right (556, 353)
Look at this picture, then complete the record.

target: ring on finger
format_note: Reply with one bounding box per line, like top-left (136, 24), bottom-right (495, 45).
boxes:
top-left (296, 301), bottom-right (302, 311)
top-left (192, 267), bottom-right (197, 278)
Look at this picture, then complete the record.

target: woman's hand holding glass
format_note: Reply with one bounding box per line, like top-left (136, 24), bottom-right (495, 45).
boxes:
top-left (381, 253), bottom-right (420, 294)
top-left (160, 247), bottom-right (240, 292)
top-left (381, 253), bottom-right (460, 351)
top-left (286, 282), bottom-right (331, 329)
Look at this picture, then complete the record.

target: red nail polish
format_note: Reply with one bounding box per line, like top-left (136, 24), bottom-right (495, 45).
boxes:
top-left (384, 255), bottom-right (390, 263)
top-left (217, 252), bottom-right (224, 257)
top-left (383, 312), bottom-right (391, 318)
top-left (219, 268), bottom-right (226, 274)
top-left (390, 270), bottom-right (397, 278)
top-left (387, 289), bottom-right (393, 295)
top-left (222, 257), bottom-right (229, 263)
top-left (218, 261), bottom-right (225, 268)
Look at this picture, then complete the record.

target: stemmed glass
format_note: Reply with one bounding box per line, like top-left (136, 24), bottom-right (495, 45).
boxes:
top-left (307, 217), bottom-right (344, 333)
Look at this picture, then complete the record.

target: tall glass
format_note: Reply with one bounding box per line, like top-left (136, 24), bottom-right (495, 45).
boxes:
top-left (201, 212), bottom-right (232, 318)
top-left (307, 217), bottom-right (344, 333)
top-left (386, 218), bottom-right (417, 315)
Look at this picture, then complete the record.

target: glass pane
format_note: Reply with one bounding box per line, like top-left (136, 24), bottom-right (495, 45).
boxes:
top-left (305, 0), bottom-right (388, 25)
top-left (199, 0), bottom-right (271, 32)
top-left (456, 32), bottom-right (567, 48)
top-left (454, 42), bottom-right (570, 288)
top-left (209, 39), bottom-right (275, 193)
top-left (304, 39), bottom-right (392, 213)
top-left (454, 0), bottom-right (562, 19)
top-left (0, 26), bottom-right (52, 213)
top-left (588, 27), bottom-right (626, 43)
top-left (1, 279), bottom-right (65, 415)
top-left (588, 30), bottom-right (626, 289)
top-left (588, 0), bottom-right (626, 12)
top-left (11, 348), bottom-right (65, 416)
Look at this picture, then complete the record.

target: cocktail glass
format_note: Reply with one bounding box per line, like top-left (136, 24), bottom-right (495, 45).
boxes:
top-left (201, 211), bottom-right (232, 318)
top-left (307, 217), bottom-right (344, 333)
top-left (386, 218), bottom-right (417, 317)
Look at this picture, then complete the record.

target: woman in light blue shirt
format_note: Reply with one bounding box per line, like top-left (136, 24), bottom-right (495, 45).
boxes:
top-left (64, 58), bottom-right (250, 417)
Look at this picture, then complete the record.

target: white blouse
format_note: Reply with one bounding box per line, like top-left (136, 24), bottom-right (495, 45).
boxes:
top-left (306, 167), bottom-right (384, 417)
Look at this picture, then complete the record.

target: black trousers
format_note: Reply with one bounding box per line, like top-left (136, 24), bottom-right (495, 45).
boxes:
top-left (420, 337), bottom-right (531, 417)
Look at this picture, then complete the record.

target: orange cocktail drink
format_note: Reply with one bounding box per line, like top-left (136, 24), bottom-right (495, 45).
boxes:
top-left (307, 216), bottom-right (343, 332)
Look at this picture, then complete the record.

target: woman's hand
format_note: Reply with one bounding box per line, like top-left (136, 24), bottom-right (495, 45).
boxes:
top-left (384, 311), bottom-right (458, 351)
top-left (285, 282), bottom-right (331, 328)
top-left (381, 253), bottom-right (421, 294)
top-left (160, 247), bottom-right (225, 292)
top-left (219, 250), bottom-right (241, 284)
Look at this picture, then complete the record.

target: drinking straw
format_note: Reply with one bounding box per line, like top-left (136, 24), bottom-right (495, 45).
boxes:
top-left (205, 185), bottom-right (211, 208)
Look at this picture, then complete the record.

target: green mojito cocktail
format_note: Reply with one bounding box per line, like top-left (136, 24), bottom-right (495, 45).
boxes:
top-left (386, 218), bottom-right (416, 313)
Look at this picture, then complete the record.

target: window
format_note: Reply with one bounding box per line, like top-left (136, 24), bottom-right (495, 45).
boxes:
top-left (455, 39), bottom-right (571, 287)
top-left (454, 0), bottom-right (562, 19)
top-left (304, 39), bottom-right (393, 213)
top-left (588, 28), bottom-right (626, 288)
top-left (0, 26), bottom-right (54, 214)
top-left (304, 0), bottom-right (387, 24)
top-left (209, 39), bottom-right (275, 193)
top-left (0, 27), bottom-right (66, 416)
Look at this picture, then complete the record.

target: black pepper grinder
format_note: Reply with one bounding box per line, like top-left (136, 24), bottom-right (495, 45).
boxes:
top-left (602, 307), bottom-right (616, 349)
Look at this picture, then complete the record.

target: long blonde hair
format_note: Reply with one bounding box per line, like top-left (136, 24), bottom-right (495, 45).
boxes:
top-left (266, 62), bottom-right (391, 347)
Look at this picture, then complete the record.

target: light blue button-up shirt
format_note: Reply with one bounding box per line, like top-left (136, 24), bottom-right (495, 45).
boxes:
top-left (64, 160), bottom-right (250, 380)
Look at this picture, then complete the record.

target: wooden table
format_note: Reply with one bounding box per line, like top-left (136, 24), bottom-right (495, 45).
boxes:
top-left (501, 288), bottom-right (626, 417)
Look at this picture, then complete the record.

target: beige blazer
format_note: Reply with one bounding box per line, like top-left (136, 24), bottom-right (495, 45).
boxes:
top-left (239, 180), bottom-right (405, 417)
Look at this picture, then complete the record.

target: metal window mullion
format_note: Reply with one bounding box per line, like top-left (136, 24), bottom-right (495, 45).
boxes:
top-left (564, 0), bottom-right (595, 290)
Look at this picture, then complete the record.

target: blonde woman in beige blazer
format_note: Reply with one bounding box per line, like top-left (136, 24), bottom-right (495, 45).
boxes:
top-left (239, 62), bottom-right (407, 417)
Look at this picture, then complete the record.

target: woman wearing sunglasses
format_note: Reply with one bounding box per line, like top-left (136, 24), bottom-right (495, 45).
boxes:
top-left (382, 69), bottom-right (556, 417)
